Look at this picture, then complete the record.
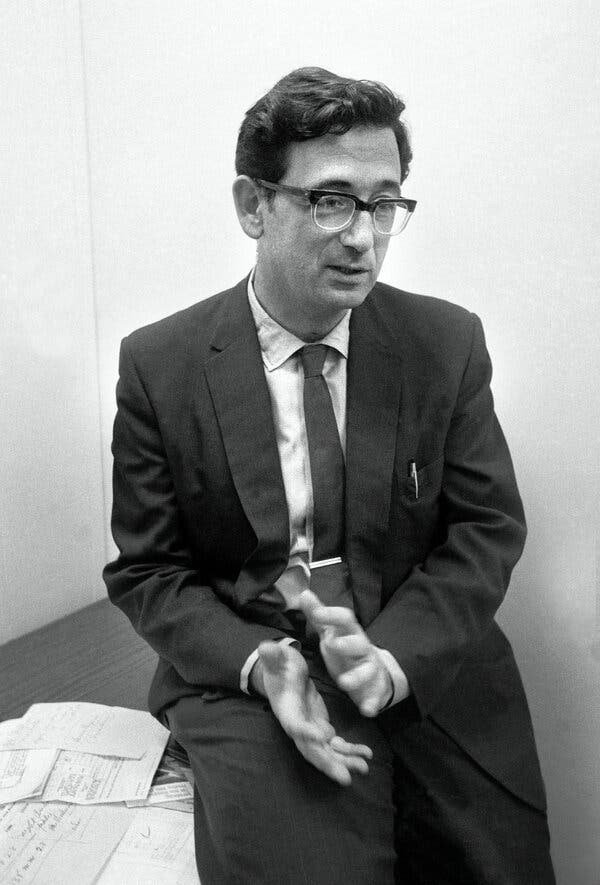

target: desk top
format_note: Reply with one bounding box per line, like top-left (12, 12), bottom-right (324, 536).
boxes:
top-left (0, 599), bottom-right (158, 720)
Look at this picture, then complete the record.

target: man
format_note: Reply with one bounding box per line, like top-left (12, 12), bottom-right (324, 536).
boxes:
top-left (104, 67), bottom-right (555, 883)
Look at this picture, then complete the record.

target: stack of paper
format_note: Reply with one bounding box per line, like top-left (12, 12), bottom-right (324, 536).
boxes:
top-left (0, 703), bottom-right (170, 805)
top-left (0, 703), bottom-right (199, 884)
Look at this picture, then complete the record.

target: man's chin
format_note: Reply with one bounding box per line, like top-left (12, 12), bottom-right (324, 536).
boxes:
top-left (323, 279), bottom-right (374, 309)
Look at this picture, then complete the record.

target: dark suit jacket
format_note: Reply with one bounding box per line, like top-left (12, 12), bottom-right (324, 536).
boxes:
top-left (104, 276), bottom-right (546, 811)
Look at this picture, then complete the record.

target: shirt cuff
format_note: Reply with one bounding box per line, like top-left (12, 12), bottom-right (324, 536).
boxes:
top-left (376, 647), bottom-right (410, 708)
top-left (240, 636), bottom-right (299, 695)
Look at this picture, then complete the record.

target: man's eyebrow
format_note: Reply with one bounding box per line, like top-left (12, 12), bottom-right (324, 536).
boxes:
top-left (310, 177), bottom-right (402, 194)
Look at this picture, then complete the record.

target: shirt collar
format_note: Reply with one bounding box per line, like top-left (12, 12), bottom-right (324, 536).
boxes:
top-left (247, 272), bottom-right (350, 372)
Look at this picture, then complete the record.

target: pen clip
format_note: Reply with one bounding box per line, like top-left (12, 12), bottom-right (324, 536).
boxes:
top-left (408, 460), bottom-right (419, 500)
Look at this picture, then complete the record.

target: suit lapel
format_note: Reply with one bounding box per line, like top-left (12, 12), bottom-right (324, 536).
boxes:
top-left (346, 290), bottom-right (404, 625)
top-left (204, 280), bottom-right (289, 603)
top-left (201, 278), bottom-right (405, 616)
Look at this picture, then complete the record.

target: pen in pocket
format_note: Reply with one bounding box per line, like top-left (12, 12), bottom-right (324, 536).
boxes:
top-left (408, 460), bottom-right (419, 500)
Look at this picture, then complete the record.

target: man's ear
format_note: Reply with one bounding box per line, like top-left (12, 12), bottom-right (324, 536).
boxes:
top-left (232, 176), bottom-right (265, 240)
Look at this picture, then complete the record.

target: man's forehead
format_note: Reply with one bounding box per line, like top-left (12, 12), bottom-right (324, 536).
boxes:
top-left (283, 126), bottom-right (402, 189)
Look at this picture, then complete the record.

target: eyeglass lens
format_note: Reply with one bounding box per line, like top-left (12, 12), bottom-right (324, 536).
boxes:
top-left (314, 195), bottom-right (409, 235)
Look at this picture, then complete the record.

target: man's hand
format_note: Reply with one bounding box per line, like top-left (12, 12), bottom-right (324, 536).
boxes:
top-left (298, 590), bottom-right (395, 717)
top-left (251, 641), bottom-right (372, 786)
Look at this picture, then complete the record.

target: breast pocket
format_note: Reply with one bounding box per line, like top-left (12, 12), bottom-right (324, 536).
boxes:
top-left (400, 455), bottom-right (444, 503)
top-left (385, 454), bottom-right (445, 583)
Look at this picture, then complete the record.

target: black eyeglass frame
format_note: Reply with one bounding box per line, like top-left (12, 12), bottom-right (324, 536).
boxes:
top-left (254, 179), bottom-right (417, 235)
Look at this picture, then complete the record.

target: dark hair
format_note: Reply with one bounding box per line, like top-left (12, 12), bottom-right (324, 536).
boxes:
top-left (235, 67), bottom-right (412, 186)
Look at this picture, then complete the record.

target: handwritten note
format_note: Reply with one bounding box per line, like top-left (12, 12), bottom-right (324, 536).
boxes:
top-left (0, 704), bottom-right (188, 882)
top-left (0, 801), bottom-right (132, 884)
top-left (0, 703), bottom-right (168, 759)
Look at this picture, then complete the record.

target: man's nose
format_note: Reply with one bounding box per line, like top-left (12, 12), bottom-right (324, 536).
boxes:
top-left (338, 209), bottom-right (375, 253)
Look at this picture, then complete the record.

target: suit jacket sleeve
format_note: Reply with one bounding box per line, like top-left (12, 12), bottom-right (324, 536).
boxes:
top-left (366, 312), bottom-right (527, 716)
top-left (103, 336), bottom-right (287, 692)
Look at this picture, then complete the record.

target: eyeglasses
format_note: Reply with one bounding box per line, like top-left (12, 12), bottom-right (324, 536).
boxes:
top-left (255, 179), bottom-right (416, 236)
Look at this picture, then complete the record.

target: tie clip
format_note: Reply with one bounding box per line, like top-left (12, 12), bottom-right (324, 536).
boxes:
top-left (310, 556), bottom-right (343, 570)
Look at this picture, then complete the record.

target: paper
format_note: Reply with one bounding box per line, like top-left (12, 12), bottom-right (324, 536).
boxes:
top-left (0, 720), bottom-right (18, 738)
top-left (0, 719), bottom-right (57, 805)
top-left (126, 745), bottom-right (194, 811)
top-left (0, 801), bottom-right (133, 885)
top-left (0, 703), bottom-right (168, 759)
top-left (40, 741), bottom-right (167, 804)
top-left (0, 747), bottom-right (57, 804)
top-left (96, 806), bottom-right (200, 884)
top-left (126, 780), bottom-right (194, 807)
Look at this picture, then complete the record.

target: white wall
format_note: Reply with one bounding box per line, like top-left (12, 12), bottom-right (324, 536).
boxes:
top-left (2, 2), bottom-right (598, 881)
top-left (1, 1), bottom-right (106, 640)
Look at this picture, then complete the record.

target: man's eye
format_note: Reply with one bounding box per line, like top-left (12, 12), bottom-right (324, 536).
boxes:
top-left (319, 195), bottom-right (349, 211)
top-left (375, 202), bottom-right (396, 219)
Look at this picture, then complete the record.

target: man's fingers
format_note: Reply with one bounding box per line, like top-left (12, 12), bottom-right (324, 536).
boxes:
top-left (256, 630), bottom-right (375, 779)
top-left (338, 754), bottom-right (370, 776)
top-left (337, 659), bottom-right (379, 692)
top-left (312, 608), bottom-right (362, 635)
top-left (328, 735), bottom-right (373, 760)
top-left (322, 633), bottom-right (371, 658)
top-left (295, 739), bottom-right (368, 786)
top-left (298, 591), bottom-right (362, 635)
top-left (295, 738), bottom-right (350, 785)
top-left (297, 589), bottom-right (321, 620)
top-left (358, 699), bottom-right (381, 718)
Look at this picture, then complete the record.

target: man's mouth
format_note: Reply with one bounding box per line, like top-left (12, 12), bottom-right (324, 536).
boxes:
top-left (329, 265), bottom-right (369, 276)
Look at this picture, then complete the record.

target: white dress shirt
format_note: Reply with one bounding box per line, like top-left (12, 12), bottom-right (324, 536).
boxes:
top-left (240, 276), bottom-right (407, 707)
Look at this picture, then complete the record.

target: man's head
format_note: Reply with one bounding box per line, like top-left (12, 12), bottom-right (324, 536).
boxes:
top-left (232, 67), bottom-right (414, 340)
top-left (235, 66), bottom-right (412, 188)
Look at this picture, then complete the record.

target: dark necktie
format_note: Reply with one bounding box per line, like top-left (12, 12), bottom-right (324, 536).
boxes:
top-left (300, 344), bottom-right (345, 561)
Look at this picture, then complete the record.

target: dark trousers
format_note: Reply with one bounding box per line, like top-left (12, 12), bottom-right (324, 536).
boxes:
top-left (165, 657), bottom-right (555, 885)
